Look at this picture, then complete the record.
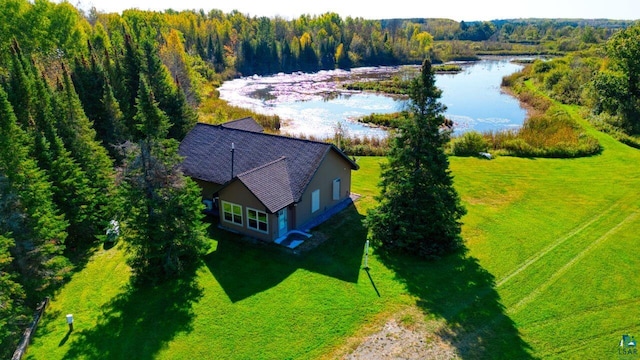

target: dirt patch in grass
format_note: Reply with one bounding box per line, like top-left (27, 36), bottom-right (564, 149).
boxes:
top-left (337, 308), bottom-right (459, 360)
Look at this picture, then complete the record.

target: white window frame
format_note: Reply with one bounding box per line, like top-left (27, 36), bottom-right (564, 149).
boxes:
top-left (221, 201), bottom-right (243, 226)
top-left (332, 178), bottom-right (341, 201)
top-left (311, 189), bottom-right (320, 213)
top-left (247, 207), bottom-right (269, 234)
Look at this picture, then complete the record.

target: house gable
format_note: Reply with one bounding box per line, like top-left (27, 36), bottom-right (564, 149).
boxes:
top-left (235, 157), bottom-right (294, 213)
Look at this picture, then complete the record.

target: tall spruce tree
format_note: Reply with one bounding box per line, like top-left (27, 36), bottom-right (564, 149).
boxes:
top-left (72, 47), bottom-right (126, 160)
top-left (141, 39), bottom-right (197, 140)
top-left (120, 32), bottom-right (142, 133)
top-left (32, 67), bottom-right (98, 248)
top-left (55, 63), bottom-right (115, 234)
top-left (100, 80), bottom-right (127, 161)
top-left (366, 59), bottom-right (466, 258)
top-left (104, 47), bottom-right (131, 141)
top-left (7, 40), bottom-right (35, 129)
top-left (118, 76), bottom-right (207, 283)
top-left (0, 85), bottom-right (70, 297)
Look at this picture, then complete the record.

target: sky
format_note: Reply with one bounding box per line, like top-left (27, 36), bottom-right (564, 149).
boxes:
top-left (70, 0), bottom-right (639, 22)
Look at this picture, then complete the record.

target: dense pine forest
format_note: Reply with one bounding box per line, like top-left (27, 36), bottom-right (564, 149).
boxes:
top-left (0, 0), bottom-right (637, 357)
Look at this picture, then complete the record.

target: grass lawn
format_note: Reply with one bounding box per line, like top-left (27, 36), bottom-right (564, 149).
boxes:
top-left (27, 104), bottom-right (640, 359)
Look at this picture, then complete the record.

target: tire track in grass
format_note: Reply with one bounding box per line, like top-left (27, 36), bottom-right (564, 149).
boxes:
top-left (435, 198), bottom-right (634, 334)
top-left (538, 325), bottom-right (633, 359)
top-left (496, 198), bottom-right (626, 288)
top-left (522, 296), bottom-right (640, 330)
top-left (508, 211), bottom-right (639, 315)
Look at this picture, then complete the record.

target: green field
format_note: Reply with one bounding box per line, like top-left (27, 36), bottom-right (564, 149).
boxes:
top-left (26, 105), bottom-right (640, 359)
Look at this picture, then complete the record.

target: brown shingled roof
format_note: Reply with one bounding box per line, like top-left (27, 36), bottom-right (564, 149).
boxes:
top-left (179, 122), bottom-right (357, 212)
top-left (236, 157), bottom-right (294, 213)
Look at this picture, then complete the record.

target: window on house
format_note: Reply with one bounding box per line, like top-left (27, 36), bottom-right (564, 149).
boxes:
top-left (312, 189), bottom-right (320, 213)
top-left (221, 201), bottom-right (242, 225)
top-left (332, 178), bottom-right (341, 200)
top-left (247, 208), bottom-right (268, 233)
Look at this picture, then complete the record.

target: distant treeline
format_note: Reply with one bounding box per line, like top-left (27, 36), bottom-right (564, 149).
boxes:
top-left (1, 3), bottom-right (636, 80)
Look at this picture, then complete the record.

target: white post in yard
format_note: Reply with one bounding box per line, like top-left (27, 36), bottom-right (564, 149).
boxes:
top-left (66, 314), bottom-right (74, 332)
top-left (363, 240), bottom-right (369, 270)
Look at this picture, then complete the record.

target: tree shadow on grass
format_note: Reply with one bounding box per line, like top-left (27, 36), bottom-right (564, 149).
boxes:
top-left (61, 266), bottom-right (203, 360)
top-left (204, 205), bottom-right (367, 302)
top-left (378, 247), bottom-right (534, 359)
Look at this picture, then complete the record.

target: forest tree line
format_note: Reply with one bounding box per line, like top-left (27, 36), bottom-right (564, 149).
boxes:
top-left (0, 1), bottom-right (203, 356)
top-left (2, 1), bottom-right (635, 80)
top-left (0, 0), bottom-right (638, 357)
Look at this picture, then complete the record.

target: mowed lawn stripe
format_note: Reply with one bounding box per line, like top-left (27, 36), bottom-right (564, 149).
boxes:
top-left (509, 211), bottom-right (639, 314)
top-left (496, 196), bottom-right (628, 288)
top-left (497, 193), bottom-right (639, 306)
top-left (512, 204), bottom-right (640, 359)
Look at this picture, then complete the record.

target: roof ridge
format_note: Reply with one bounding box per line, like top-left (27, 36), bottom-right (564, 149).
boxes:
top-left (191, 122), bottom-right (358, 170)
top-left (222, 116), bottom-right (254, 125)
top-left (236, 156), bottom-right (287, 178)
top-left (219, 123), bottom-right (332, 146)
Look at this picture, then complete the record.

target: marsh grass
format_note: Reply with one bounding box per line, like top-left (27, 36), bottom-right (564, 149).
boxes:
top-left (197, 84), bottom-right (281, 131)
top-left (461, 81), bottom-right (602, 158)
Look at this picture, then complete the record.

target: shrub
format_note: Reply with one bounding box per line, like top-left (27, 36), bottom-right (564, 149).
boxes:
top-left (518, 89), bottom-right (552, 113)
top-left (482, 130), bottom-right (518, 150)
top-left (501, 71), bottom-right (521, 87)
top-left (503, 138), bottom-right (535, 156)
top-left (589, 113), bottom-right (640, 149)
top-left (452, 131), bottom-right (489, 156)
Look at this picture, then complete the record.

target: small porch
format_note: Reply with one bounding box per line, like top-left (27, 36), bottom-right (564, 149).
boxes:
top-left (274, 230), bottom-right (312, 249)
top-left (273, 194), bottom-right (360, 250)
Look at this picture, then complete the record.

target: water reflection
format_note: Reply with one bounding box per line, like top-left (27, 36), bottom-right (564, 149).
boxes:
top-left (218, 59), bottom-right (527, 138)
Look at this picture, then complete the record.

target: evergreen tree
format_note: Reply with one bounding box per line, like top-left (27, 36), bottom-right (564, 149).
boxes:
top-left (166, 76), bottom-right (198, 141)
top-left (120, 32), bottom-right (142, 132)
top-left (118, 76), bottom-right (207, 283)
top-left (196, 36), bottom-right (206, 60)
top-left (7, 41), bottom-right (98, 248)
top-left (72, 47), bottom-right (127, 160)
top-left (366, 59), bottom-right (466, 258)
top-left (206, 32), bottom-right (225, 73)
top-left (72, 51), bottom-right (105, 130)
top-left (0, 233), bottom-right (28, 360)
top-left (100, 80), bottom-right (127, 160)
top-left (141, 39), bottom-right (197, 141)
top-left (32, 68), bottom-right (98, 248)
top-left (0, 85), bottom-right (70, 297)
top-left (55, 63), bottom-right (115, 236)
top-left (7, 40), bottom-right (35, 129)
top-left (103, 47), bottom-right (131, 144)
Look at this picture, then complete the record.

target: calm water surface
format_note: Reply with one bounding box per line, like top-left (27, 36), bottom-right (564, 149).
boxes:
top-left (218, 58), bottom-right (527, 138)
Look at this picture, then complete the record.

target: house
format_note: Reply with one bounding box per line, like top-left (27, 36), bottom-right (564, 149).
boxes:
top-left (178, 118), bottom-right (359, 243)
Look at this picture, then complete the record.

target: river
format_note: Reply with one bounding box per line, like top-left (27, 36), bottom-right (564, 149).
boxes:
top-left (218, 57), bottom-right (527, 138)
